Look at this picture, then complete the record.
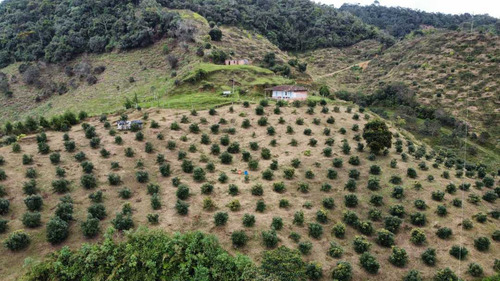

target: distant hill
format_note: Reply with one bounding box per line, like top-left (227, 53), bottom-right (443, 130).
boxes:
top-left (340, 3), bottom-right (499, 38)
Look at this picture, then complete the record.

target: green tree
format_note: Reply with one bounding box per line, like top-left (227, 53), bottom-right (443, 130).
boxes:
top-left (362, 119), bottom-right (392, 153)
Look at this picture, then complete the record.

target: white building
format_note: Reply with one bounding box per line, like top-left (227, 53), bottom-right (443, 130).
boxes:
top-left (265, 85), bottom-right (308, 100)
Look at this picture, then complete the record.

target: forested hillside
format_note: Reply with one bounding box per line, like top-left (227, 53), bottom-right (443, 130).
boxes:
top-left (0, 0), bottom-right (391, 69)
top-left (340, 3), bottom-right (499, 38)
top-left (0, 0), bottom-right (181, 67)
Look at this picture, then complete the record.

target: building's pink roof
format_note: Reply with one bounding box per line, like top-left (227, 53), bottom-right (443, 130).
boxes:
top-left (265, 85), bottom-right (308, 92)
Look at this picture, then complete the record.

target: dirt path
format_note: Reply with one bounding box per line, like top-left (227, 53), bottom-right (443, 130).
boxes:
top-left (317, 60), bottom-right (371, 79)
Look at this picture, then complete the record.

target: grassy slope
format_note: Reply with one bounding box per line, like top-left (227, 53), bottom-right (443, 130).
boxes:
top-left (0, 103), bottom-right (498, 280)
top-left (0, 10), bottom-right (299, 126)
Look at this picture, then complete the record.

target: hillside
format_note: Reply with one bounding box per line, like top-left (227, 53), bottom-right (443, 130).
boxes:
top-left (304, 31), bottom-right (499, 169)
top-left (0, 102), bottom-right (498, 280)
top-left (0, 10), bottom-right (302, 125)
top-left (340, 3), bottom-right (499, 38)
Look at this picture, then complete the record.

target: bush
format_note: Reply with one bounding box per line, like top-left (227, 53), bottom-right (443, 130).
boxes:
top-left (3, 230), bottom-right (30, 251)
top-left (433, 268), bottom-right (458, 281)
top-left (52, 179), bottom-right (70, 193)
top-left (344, 194), bottom-right (358, 208)
top-left (431, 190), bottom-right (445, 201)
top-left (306, 262), bottom-right (323, 281)
top-left (176, 185), bottom-right (190, 200)
top-left (271, 217), bottom-right (283, 230)
top-left (111, 212), bottom-right (134, 230)
top-left (407, 168), bottom-right (417, 178)
top-left (219, 152), bottom-right (232, 164)
top-left (326, 241), bottom-right (343, 258)
top-left (22, 211), bottom-right (42, 228)
top-left (331, 223), bottom-right (346, 239)
top-left (436, 227), bottom-right (452, 239)
top-left (231, 231), bottom-right (248, 248)
top-left (377, 229), bottom-right (395, 247)
top-left (262, 230), bottom-right (279, 248)
top-left (308, 223), bottom-right (323, 239)
top-left (474, 236), bottom-right (490, 251)
top-left (212, 212), bottom-right (229, 226)
top-left (467, 263), bottom-right (483, 277)
top-left (242, 214), bottom-right (255, 227)
top-left (353, 236), bottom-right (371, 253)
top-left (135, 171), bottom-right (149, 183)
top-left (175, 200), bottom-right (189, 215)
top-left (197, 183), bottom-right (213, 196)
top-left (81, 215), bottom-right (100, 238)
top-left (410, 212), bottom-right (427, 226)
top-left (449, 245), bottom-right (468, 260)
top-left (331, 261), bottom-right (352, 281)
top-left (421, 248), bottom-right (436, 266)
top-left (389, 246), bottom-right (408, 267)
top-left (81, 174), bottom-right (97, 189)
top-left (88, 204), bottom-right (107, 220)
top-left (46, 216), bottom-right (69, 244)
top-left (360, 252), bottom-right (380, 274)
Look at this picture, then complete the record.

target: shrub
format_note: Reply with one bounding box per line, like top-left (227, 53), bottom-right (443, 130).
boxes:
top-left (474, 236), bottom-right (490, 251)
top-left (46, 216), bottom-right (69, 244)
top-left (214, 212), bottom-right (228, 226)
top-left (433, 268), bottom-right (458, 281)
top-left (52, 179), bottom-right (70, 193)
top-left (410, 228), bottom-right (426, 245)
top-left (297, 182), bottom-right (309, 193)
top-left (176, 185), bottom-right (190, 200)
top-left (262, 230), bottom-right (279, 248)
top-left (231, 231), bottom-right (248, 248)
top-left (357, 220), bottom-right (374, 236)
top-left (370, 195), bottom-right (383, 206)
top-left (88, 204), bottom-right (106, 220)
top-left (421, 248), bottom-right (436, 266)
top-left (436, 205), bottom-right (447, 217)
top-left (360, 252), bottom-right (380, 274)
top-left (436, 227), bottom-right (453, 239)
top-left (353, 236), bottom-right (371, 253)
top-left (271, 217), bottom-right (283, 230)
top-left (147, 214), bottom-right (159, 224)
top-left (391, 186), bottom-right (404, 199)
top-left (327, 241), bottom-right (343, 258)
top-left (431, 190), bottom-right (445, 201)
top-left (331, 261), bottom-right (352, 281)
top-left (242, 214), bottom-right (255, 227)
top-left (227, 199), bottom-right (241, 212)
top-left (344, 194), bottom-right (358, 208)
top-left (410, 212), bottom-right (427, 226)
top-left (308, 223), bottom-right (323, 239)
top-left (24, 195), bottom-right (43, 211)
top-left (111, 212), bottom-right (134, 230)
top-left (377, 229), bottom-right (395, 247)
top-left (81, 174), bottom-right (97, 189)
top-left (3, 230), bottom-right (30, 251)
top-left (219, 152), bottom-right (232, 164)
top-left (159, 164), bottom-right (171, 177)
top-left (89, 191), bottom-right (103, 203)
top-left (135, 171), bottom-right (149, 183)
top-left (22, 211), bottom-right (42, 228)
top-left (306, 262), bottom-right (323, 281)
top-left (322, 197), bottom-right (335, 209)
top-left (467, 263), bottom-right (483, 277)
top-left (449, 245), bottom-right (468, 260)
top-left (316, 209), bottom-right (328, 224)
top-left (81, 215), bottom-right (100, 238)
top-left (261, 148), bottom-right (271, 160)
top-left (293, 211), bottom-right (304, 226)
top-left (407, 168), bottom-right (417, 178)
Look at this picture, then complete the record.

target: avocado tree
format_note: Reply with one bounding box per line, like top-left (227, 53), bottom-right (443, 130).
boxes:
top-left (362, 119), bottom-right (392, 153)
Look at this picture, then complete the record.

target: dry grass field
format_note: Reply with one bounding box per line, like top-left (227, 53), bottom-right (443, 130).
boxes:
top-left (0, 102), bottom-right (497, 280)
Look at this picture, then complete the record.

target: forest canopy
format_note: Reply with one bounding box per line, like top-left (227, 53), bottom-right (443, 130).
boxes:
top-left (0, 0), bottom-right (389, 68)
top-left (160, 0), bottom-right (386, 51)
top-left (340, 3), bottom-right (499, 38)
top-left (0, 0), bottom-right (180, 67)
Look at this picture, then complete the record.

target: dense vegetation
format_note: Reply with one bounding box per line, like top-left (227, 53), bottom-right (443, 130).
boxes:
top-left (162, 0), bottom-right (389, 51)
top-left (25, 229), bottom-right (315, 281)
top-left (25, 230), bottom-right (255, 280)
top-left (340, 3), bottom-right (499, 38)
top-left (0, 0), bottom-right (180, 67)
